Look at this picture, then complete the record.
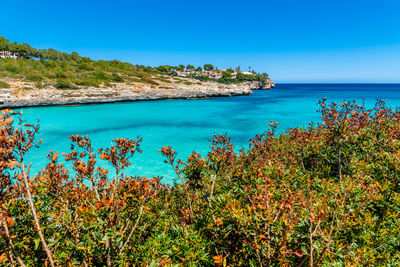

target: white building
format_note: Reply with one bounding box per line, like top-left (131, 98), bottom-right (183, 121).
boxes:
top-left (177, 71), bottom-right (188, 77)
top-left (209, 72), bottom-right (221, 79)
top-left (241, 71), bottom-right (254, 75)
top-left (0, 51), bottom-right (20, 59)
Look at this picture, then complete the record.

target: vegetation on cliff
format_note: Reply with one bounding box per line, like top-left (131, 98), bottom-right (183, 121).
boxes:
top-left (1, 99), bottom-right (400, 265)
top-left (0, 36), bottom-right (269, 90)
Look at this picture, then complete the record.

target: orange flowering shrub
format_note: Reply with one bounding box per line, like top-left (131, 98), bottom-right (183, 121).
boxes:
top-left (1, 99), bottom-right (400, 266)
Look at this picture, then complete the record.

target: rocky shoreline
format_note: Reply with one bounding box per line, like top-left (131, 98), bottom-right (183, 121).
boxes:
top-left (0, 80), bottom-right (272, 109)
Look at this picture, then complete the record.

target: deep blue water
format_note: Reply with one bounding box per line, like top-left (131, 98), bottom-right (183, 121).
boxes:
top-left (21, 84), bottom-right (400, 183)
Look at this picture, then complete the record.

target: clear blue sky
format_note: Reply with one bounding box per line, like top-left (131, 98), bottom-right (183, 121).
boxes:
top-left (1, 0), bottom-right (400, 82)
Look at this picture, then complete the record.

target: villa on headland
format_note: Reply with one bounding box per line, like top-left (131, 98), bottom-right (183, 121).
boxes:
top-left (0, 51), bottom-right (21, 59)
top-left (209, 71), bottom-right (221, 79)
top-left (175, 68), bottom-right (265, 81)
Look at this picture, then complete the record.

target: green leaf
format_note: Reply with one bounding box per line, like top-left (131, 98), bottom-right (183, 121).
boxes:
top-left (34, 238), bottom-right (40, 250)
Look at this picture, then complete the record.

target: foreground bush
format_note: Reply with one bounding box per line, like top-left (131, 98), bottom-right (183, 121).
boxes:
top-left (1, 99), bottom-right (400, 266)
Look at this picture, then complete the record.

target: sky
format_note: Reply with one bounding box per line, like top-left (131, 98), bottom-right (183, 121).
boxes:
top-left (1, 0), bottom-right (400, 83)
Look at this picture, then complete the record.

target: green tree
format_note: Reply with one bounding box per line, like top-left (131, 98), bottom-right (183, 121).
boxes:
top-left (203, 64), bottom-right (214, 71)
top-left (156, 65), bottom-right (171, 73)
top-left (225, 68), bottom-right (234, 74)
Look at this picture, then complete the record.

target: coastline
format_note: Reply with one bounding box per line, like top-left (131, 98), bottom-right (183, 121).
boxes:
top-left (0, 80), bottom-right (271, 109)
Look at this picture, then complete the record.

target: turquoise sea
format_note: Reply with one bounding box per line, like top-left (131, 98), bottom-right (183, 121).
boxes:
top-left (21, 84), bottom-right (400, 183)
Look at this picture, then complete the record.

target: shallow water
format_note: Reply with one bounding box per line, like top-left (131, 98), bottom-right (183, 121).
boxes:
top-left (21, 83), bottom-right (400, 183)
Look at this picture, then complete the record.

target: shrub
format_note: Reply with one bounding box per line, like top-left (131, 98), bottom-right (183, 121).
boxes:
top-left (5, 65), bottom-right (19, 73)
top-left (55, 71), bottom-right (67, 79)
top-left (1, 99), bottom-right (400, 265)
top-left (55, 80), bottom-right (74, 89)
top-left (26, 73), bottom-right (43, 82)
top-left (74, 78), bottom-right (99, 88)
top-left (0, 80), bottom-right (10, 88)
top-left (111, 73), bottom-right (124, 82)
top-left (35, 82), bottom-right (46, 89)
top-left (92, 71), bottom-right (109, 80)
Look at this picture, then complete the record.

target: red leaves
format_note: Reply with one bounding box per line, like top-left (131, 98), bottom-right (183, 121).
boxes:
top-left (98, 137), bottom-right (142, 177)
top-left (77, 163), bottom-right (86, 172)
top-left (99, 152), bottom-right (109, 160)
top-left (0, 253), bottom-right (8, 263)
top-left (6, 217), bottom-right (15, 227)
top-left (294, 249), bottom-right (303, 257)
top-left (213, 255), bottom-right (223, 265)
top-left (100, 168), bottom-right (108, 176)
top-left (95, 201), bottom-right (105, 210)
top-left (4, 118), bottom-right (14, 126)
top-left (159, 257), bottom-right (170, 266)
top-left (259, 234), bottom-right (267, 241)
top-left (95, 197), bottom-right (114, 211)
top-left (7, 160), bottom-right (19, 169)
top-left (160, 146), bottom-right (177, 164)
top-left (52, 152), bottom-right (59, 161)
top-left (105, 197), bottom-right (113, 206)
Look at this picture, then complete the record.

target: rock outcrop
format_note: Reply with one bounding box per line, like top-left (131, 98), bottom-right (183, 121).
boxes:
top-left (0, 79), bottom-right (264, 108)
top-left (247, 80), bottom-right (275, 90)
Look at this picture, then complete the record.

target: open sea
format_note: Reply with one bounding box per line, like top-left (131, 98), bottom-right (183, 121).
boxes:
top-left (21, 83), bottom-right (400, 184)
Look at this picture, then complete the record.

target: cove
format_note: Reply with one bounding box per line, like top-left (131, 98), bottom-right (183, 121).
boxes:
top-left (21, 83), bottom-right (400, 184)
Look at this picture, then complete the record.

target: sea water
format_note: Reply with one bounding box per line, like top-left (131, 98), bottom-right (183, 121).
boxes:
top-left (20, 84), bottom-right (400, 184)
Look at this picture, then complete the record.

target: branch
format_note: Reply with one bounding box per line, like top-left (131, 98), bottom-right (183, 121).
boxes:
top-left (119, 201), bottom-right (145, 256)
top-left (1, 218), bottom-right (26, 267)
top-left (19, 154), bottom-right (55, 267)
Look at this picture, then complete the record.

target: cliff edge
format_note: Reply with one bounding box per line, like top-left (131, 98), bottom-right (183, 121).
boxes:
top-left (0, 78), bottom-right (269, 108)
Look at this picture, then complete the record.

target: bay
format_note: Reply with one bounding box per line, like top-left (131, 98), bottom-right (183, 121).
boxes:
top-left (21, 83), bottom-right (400, 183)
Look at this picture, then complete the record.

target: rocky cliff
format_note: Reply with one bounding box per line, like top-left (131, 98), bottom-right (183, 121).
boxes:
top-left (0, 78), bottom-right (267, 108)
top-left (247, 80), bottom-right (275, 90)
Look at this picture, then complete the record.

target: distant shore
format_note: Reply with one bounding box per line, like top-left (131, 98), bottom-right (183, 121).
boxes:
top-left (0, 80), bottom-right (273, 109)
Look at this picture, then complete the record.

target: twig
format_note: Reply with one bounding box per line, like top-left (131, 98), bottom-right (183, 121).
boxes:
top-left (119, 201), bottom-right (145, 256)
